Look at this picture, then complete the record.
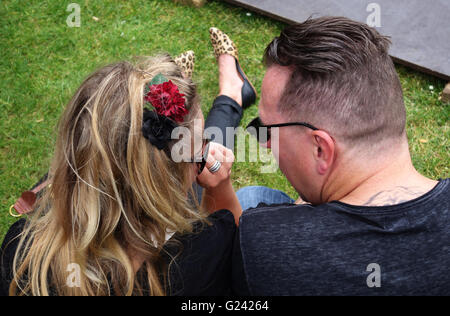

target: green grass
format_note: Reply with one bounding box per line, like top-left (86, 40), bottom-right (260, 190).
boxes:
top-left (1, 0), bottom-right (449, 239)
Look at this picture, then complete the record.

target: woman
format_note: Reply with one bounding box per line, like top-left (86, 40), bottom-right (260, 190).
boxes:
top-left (0, 28), bottom-right (255, 295)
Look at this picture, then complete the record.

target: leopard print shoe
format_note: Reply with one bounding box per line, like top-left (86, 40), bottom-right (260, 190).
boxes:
top-left (174, 50), bottom-right (195, 78)
top-left (209, 27), bottom-right (257, 109)
top-left (209, 27), bottom-right (239, 61)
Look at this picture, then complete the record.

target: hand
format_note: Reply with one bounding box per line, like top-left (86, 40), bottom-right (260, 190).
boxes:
top-left (196, 142), bottom-right (235, 189)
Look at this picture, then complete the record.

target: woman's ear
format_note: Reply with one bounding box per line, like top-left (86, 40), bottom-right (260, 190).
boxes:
top-left (312, 131), bottom-right (335, 175)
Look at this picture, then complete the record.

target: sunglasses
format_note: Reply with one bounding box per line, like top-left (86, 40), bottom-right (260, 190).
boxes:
top-left (196, 139), bottom-right (211, 175)
top-left (246, 117), bottom-right (319, 144)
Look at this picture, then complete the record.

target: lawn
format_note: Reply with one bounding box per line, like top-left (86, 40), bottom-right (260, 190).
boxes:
top-left (0, 0), bottom-right (449, 239)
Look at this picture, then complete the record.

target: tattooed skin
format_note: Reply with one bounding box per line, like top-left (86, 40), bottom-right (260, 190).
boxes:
top-left (363, 186), bottom-right (427, 206)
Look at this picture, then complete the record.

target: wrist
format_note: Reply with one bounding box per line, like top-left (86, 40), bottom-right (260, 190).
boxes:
top-left (204, 178), bottom-right (233, 195)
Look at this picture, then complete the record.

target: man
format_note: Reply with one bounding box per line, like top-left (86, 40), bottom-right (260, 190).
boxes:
top-left (232, 17), bottom-right (449, 295)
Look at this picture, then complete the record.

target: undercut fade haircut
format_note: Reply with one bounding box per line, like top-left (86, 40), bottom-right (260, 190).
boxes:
top-left (264, 16), bottom-right (406, 147)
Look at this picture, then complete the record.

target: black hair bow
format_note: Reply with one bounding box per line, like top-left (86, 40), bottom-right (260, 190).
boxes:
top-left (142, 109), bottom-right (178, 150)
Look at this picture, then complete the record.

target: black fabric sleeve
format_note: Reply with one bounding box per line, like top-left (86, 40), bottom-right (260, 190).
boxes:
top-left (0, 219), bottom-right (26, 296)
top-left (231, 227), bottom-right (251, 296)
top-left (204, 95), bottom-right (243, 147)
top-left (162, 209), bottom-right (238, 296)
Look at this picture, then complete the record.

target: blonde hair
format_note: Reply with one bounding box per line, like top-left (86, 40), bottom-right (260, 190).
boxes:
top-left (10, 54), bottom-right (207, 295)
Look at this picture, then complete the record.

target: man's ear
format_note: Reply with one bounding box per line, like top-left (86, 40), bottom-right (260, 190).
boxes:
top-left (312, 131), bottom-right (335, 175)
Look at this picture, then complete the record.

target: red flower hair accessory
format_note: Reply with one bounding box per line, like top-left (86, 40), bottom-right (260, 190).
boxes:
top-left (144, 74), bottom-right (188, 123)
top-left (142, 73), bottom-right (189, 150)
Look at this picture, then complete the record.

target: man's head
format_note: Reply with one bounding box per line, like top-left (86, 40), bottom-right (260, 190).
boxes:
top-left (259, 17), bottom-right (407, 204)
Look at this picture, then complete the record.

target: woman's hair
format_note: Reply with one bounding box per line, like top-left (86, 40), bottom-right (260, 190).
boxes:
top-left (10, 54), bottom-right (206, 295)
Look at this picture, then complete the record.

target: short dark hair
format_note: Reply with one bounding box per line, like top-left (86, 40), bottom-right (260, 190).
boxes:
top-left (264, 16), bottom-right (406, 147)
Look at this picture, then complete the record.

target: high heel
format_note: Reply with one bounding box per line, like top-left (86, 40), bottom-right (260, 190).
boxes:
top-left (209, 27), bottom-right (257, 109)
top-left (174, 50), bottom-right (195, 79)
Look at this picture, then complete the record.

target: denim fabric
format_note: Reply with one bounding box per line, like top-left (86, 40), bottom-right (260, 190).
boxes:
top-left (236, 186), bottom-right (295, 211)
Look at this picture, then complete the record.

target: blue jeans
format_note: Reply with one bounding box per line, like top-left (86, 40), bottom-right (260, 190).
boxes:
top-left (236, 186), bottom-right (295, 211)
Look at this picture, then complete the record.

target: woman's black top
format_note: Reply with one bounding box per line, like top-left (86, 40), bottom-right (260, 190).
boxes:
top-left (0, 209), bottom-right (249, 296)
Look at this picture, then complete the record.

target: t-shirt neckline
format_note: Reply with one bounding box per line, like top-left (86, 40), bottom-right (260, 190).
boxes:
top-left (329, 178), bottom-right (448, 214)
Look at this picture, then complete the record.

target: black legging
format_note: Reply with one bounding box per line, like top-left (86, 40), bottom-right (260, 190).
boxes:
top-left (194, 95), bottom-right (243, 202)
top-left (205, 95), bottom-right (243, 148)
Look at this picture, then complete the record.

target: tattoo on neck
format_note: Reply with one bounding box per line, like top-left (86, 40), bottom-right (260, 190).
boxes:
top-left (363, 186), bottom-right (426, 207)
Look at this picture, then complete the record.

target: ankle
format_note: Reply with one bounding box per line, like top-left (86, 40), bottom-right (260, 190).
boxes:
top-left (218, 88), bottom-right (242, 107)
top-left (218, 57), bottom-right (244, 107)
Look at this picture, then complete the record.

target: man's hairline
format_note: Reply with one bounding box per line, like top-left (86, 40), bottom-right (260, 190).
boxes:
top-left (264, 64), bottom-right (295, 119)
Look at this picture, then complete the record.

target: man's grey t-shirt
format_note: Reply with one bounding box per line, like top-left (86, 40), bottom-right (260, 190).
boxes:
top-left (233, 179), bottom-right (449, 295)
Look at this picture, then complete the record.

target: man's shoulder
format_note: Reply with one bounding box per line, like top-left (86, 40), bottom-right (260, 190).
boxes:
top-left (241, 178), bottom-right (450, 223)
top-left (239, 202), bottom-right (345, 243)
top-left (237, 180), bottom-right (450, 296)
top-left (240, 202), bottom-right (338, 225)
